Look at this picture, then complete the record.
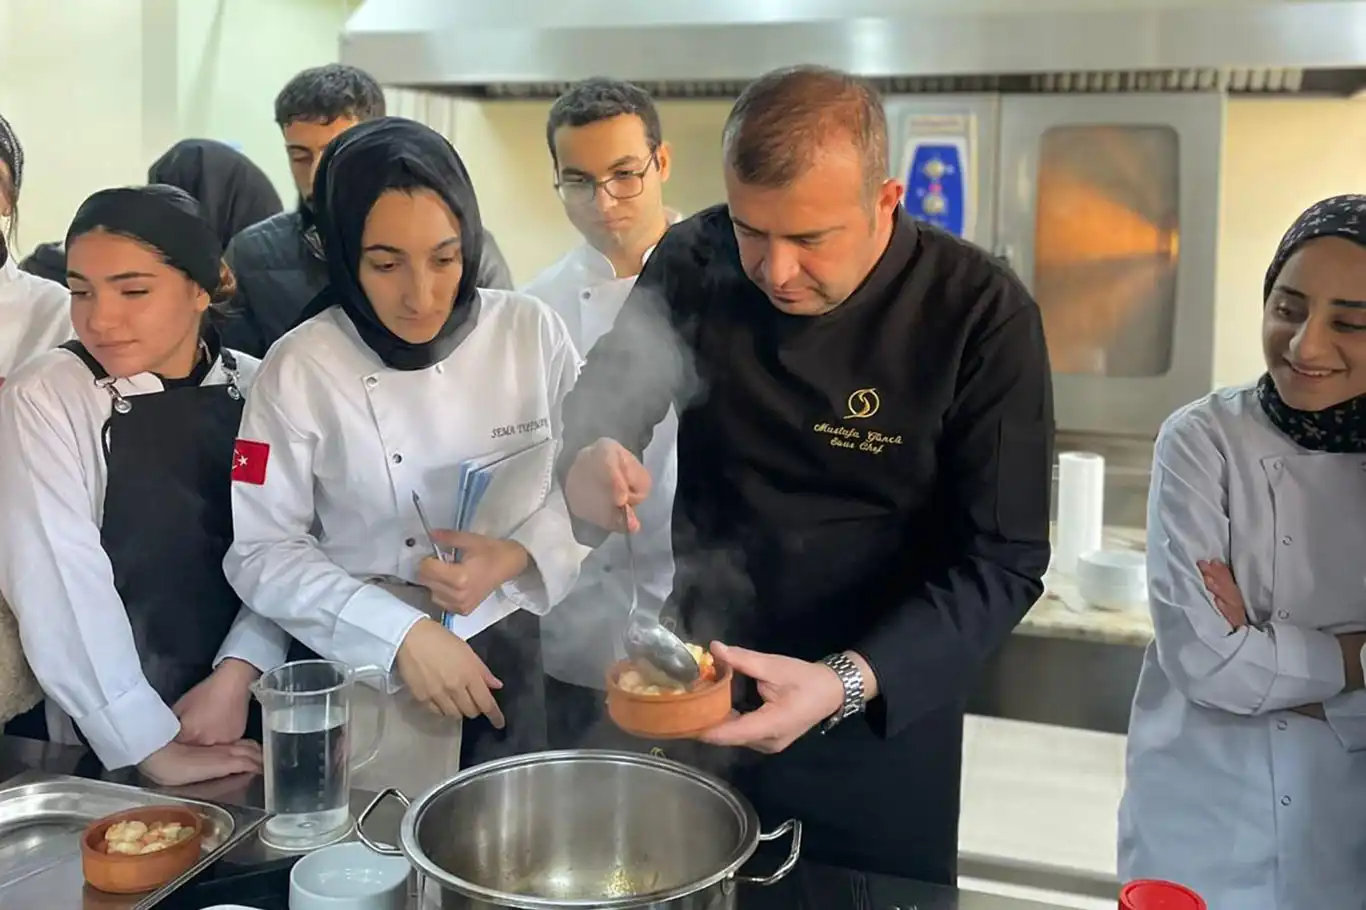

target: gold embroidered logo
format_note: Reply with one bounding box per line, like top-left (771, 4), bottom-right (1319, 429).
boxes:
top-left (813, 386), bottom-right (902, 455)
top-left (845, 388), bottom-right (881, 420)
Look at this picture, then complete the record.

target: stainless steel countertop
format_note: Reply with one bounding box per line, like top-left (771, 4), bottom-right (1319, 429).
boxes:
top-left (0, 736), bottom-right (1079, 909)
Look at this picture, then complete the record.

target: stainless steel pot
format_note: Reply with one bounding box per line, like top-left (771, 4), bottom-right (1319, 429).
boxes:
top-left (357, 749), bottom-right (801, 909)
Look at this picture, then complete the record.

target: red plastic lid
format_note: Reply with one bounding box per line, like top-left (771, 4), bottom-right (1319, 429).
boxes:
top-left (1120, 880), bottom-right (1207, 910)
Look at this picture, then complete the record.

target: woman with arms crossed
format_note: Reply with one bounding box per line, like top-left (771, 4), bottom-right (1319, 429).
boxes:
top-left (0, 185), bottom-right (288, 784)
top-left (225, 118), bottom-right (583, 788)
top-left (1119, 195), bottom-right (1366, 908)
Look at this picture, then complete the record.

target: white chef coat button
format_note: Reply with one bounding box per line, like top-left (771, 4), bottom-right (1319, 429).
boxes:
top-left (391, 453), bottom-right (403, 464)
top-left (580, 290), bottom-right (591, 300)
top-left (1272, 460), bottom-right (1282, 470)
top-left (1277, 609), bottom-right (1289, 619)
top-left (1281, 535), bottom-right (1292, 545)
top-left (405, 537), bottom-right (417, 548)
top-left (1277, 719), bottom-right (1288, 730)
top-left (1280, 795), bottom-right (1291, 806)
top-left (365, 376), bottom-right (378, 388)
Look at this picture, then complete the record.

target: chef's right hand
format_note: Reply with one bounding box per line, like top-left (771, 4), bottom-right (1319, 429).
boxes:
top-left (138, 739), bottom-right (262, 787)
top-left (564, 438), bottom-right (652, 533)
top-left (395, 618), bottom-right (506, 727)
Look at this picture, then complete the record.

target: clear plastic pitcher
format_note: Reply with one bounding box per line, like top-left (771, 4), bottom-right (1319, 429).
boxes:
top-left (251, 660), bottom-right (388, 851)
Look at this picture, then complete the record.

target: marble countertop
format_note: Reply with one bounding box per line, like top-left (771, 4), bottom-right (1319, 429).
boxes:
top-left (1015, 526), bottom-right (1154, 647)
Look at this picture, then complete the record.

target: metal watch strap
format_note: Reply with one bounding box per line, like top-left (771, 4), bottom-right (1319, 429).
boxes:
top-left (820, 652), bottom-right (866, 733)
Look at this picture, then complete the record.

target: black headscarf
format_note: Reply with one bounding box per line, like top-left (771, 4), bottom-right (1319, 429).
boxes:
top-left (1257, 194), bottom-right (1366, 453)
top-left (148, 139), bottom-right (283, 249)
top-left (304, 117), bottom-right (484, 371)
top-left (67, 185), bottom-right (223, 296)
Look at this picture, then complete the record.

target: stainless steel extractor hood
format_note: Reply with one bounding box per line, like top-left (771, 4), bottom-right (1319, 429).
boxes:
top-left (341, 0), bottom-right (1366, 98)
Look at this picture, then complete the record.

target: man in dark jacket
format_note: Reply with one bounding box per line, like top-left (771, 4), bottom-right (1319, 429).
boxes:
top-left (559, 66), bottom-right (1053, 906)
top-left (222, 63), bottom-right (515, 357)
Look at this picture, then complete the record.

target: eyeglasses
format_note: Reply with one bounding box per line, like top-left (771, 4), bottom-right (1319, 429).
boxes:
top-left (555, 154), bottom-right (657, 205)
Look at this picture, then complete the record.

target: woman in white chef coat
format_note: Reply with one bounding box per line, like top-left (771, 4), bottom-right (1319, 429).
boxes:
top-left (0, 113), bottom-right (71, 381)
top-left (0, 184), bottom-right (290, 785)
top-left (1119, 195), bottom-right (1366, 908)
top-left (225, 117), bottom-right (583, 786)
top-left (0, 113), bottom-right (72, 727)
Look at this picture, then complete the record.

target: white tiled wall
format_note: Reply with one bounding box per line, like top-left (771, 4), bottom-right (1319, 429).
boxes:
top-left (959, 715), bottom-right (1126, 909)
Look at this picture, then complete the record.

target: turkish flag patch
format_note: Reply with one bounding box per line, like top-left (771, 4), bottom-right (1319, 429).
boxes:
top-left (231, 439), bottom-right (270, 485)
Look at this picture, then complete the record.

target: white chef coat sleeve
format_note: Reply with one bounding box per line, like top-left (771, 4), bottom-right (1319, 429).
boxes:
top-left (213, 606), bottom-right (291, 674)
top-left (1147, 407), bottom-right (1346, 714)
top-left (0, 380), bottom-right (178, 769)
top-left (503, 330), bottom-right (589, 613)
top-left (1323, 689), bottom-right (1366, 751)
top-left (1323, 635), bottom-right (1366, 750)
top-left (224, 364), bottom-right (426, 671)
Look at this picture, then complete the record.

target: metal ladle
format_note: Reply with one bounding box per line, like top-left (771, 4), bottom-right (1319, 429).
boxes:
top-left (620, 506), bottom-right (699, 686)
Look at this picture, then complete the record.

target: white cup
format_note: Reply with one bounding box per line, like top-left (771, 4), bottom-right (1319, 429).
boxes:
top-left (289, 841), bottom-right (410, 910)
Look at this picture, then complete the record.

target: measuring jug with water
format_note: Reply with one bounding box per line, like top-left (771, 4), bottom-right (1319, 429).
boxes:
top-left (251, 660), bottom-right (388, 851)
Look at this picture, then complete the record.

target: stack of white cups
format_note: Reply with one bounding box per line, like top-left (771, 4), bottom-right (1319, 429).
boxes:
top-left (1054, 451), bottom-right (1106, 576)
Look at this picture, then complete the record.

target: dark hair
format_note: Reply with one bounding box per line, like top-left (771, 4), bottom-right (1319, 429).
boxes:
top-left (545, 77), bottom-right (662, 166)
top-left (1, 176), bottom-right (16, 257)
top-left (274, 64), bottom-right (386, 128)
top-left (722, 65), bottom-right (888, 199)
top-left (211, 259), bottom-right (238, 307)
top-left (0, 113), bottom-right (21, 256)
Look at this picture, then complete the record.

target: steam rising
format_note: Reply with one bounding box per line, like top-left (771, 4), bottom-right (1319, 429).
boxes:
top-left (546, 278), bottom-right (763, 773)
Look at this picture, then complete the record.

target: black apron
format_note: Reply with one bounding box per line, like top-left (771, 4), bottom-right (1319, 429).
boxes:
top-left (6, 341), bottom-right (257, 744)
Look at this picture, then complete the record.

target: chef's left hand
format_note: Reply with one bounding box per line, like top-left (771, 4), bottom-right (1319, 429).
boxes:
top-left (698, 642), bottom-right (865, 753)
top-left (419, 531), bottom-right (531, 616)
top-left (173, 658), bottom-right (258, 746)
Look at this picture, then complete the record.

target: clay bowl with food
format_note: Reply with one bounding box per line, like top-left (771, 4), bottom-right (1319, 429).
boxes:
top-left (606, 647), bottom-right (733, 739)
top-left (81, 805), bottom-right (204, 894)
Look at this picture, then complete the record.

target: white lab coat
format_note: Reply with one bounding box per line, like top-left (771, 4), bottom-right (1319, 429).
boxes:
top-left (0, 346), bottom-right (290, 769)
top-left (521, 240), bottom-right (679, 689)
top-left (224, 290), bottom-right (584, 794)
top-left (1119, 385), bottom-right (1366, 908)
top-left (0, 255), bottom-right (70, 726)
top-left (0, 254), bottom-right (71, 379)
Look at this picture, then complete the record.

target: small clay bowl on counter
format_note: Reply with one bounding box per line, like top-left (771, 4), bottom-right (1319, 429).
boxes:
top-left (81, 805), bottom-right (204, 894)
top-left (605, 658), bottom-right (733, 739)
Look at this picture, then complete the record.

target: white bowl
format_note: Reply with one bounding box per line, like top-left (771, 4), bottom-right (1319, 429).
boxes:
top-left (1076, 549), bottom-right (1148, 611)
top-left (289, 841), bottom-right (409, 910)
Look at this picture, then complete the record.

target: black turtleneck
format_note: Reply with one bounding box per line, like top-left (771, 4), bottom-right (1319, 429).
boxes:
top-left (556, 203), bottom-right (1054, 876)
top-left (157, 328), bottom-right (220, 389)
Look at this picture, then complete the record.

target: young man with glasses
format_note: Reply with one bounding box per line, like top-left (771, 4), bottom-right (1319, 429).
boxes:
top-left (521, 78), bottom-right (679, 750)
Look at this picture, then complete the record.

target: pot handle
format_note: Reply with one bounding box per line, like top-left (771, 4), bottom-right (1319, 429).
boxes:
top-left (731, 819), bottom-right (803, 886)
top-left (355, 786), bottom-right (412, 857)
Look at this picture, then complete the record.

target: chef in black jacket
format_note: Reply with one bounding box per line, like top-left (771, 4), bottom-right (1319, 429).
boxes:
top-left (558, 65), bottom-right (1053, 898)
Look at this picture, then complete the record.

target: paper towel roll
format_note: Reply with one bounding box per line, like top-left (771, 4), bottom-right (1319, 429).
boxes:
top-left (1055, 451), bottom-right (1105, 575)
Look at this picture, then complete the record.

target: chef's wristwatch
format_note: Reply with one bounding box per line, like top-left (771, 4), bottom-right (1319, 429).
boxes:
top-left (820, 652), bottom-right (867, 733)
